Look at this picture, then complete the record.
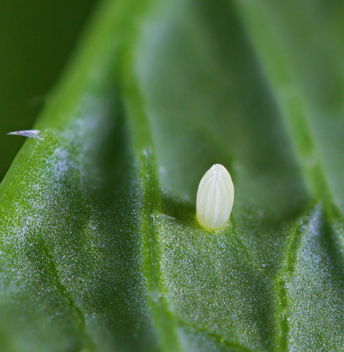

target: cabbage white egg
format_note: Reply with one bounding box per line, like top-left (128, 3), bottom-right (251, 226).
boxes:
top-left (196, 164), bottom-right (234, 230)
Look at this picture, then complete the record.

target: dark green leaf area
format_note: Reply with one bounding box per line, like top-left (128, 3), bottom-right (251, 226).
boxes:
top-left (134, 0), bottom-right (309, 217)
top-left (0, 0), bottom-right (97, 182)
top-left (233, 0), bottom-right (344, 210)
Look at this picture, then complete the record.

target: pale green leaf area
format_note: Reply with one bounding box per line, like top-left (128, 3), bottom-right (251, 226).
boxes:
top-left (1, 0), bottom-right (344, 351)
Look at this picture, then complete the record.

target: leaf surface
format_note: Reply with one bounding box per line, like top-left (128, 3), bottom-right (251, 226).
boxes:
top-left (1, 0), bottom-right (344, 351)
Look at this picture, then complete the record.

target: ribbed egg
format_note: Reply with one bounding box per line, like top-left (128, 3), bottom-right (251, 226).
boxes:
top-left (196, 164), bottom-right (234, 230)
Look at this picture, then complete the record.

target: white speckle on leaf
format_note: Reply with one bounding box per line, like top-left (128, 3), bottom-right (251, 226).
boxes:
top-left (155, 213), bottom-right (176, 220)
top-left (196, 164), bottom-right (234, 230)
top-left (8, 130), bottom-right (40, 139)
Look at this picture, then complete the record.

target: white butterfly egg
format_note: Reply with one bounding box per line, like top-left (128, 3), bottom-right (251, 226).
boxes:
top-left (196, 164), bottom-right (234, 230)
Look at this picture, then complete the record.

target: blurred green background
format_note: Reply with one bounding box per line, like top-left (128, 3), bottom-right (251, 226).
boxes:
top-left (0, 0), bottom-right (97, 181)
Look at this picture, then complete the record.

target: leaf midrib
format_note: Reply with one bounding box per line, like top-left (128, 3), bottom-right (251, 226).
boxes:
top-left (119, 36), bottom-right (184, 350)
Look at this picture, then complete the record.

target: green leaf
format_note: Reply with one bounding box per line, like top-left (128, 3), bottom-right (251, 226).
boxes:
top-left (1, 0), bottom-right (344, 351)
